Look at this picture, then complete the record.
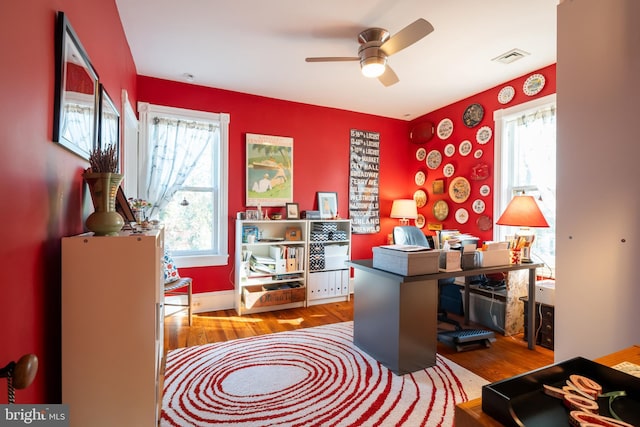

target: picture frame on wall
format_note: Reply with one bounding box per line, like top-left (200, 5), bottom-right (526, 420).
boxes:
top-left (245, 133), bottom-right (293, 207)
top-left (317, 192), bottom-right (338, 219)
top-left (52, 12), bottom-right (99, 160)
top-left (98, 84), bottom-right (120, 170)
top-left (285, 203), bottom-right (299, 220)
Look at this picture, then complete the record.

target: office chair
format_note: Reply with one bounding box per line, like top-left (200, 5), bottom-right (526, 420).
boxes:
top-left (392, 226), bottom-right (461, 330)
top-left (163, 250), bottom-right (193, 326)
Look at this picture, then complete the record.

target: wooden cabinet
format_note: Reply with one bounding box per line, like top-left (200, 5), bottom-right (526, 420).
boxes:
top-left (306, 220), bottom-right (351, 305)
top-left (61, 230), bottom-right (164, 427)
top-left (235, 220), bottom-right (308, 315)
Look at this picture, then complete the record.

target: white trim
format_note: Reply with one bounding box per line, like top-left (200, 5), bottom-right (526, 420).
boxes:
top-left (121, 89), bottom-right (138, 198)
top-left (192, 290), bottom-right (235, 313)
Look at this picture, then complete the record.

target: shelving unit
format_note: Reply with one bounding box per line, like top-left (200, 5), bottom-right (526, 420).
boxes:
top-left (61, 229), bottom-right (164, 426)
top-left (306, 219), bottom-right (351, 305)
top-left (235, 219), bottom-right (308, 315)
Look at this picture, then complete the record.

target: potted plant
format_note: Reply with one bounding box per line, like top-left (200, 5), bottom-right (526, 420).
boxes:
top-left (83, 145), bottom-right (124, 235)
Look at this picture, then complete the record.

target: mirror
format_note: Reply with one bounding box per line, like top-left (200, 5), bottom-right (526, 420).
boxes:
top-left (53, 11), bottom-right (99, 160)
top-left (98, 84), bottom-right (120, 171)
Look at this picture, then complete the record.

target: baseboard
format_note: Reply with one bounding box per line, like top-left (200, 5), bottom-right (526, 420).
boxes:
top-left (192, 290), bottom-right (235, 313)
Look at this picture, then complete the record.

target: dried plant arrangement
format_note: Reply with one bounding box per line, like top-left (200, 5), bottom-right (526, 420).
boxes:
top-left (88, 144), bottom-right (118, 173)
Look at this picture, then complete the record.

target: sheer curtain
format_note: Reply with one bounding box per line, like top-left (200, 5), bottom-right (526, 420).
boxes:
top-left (139, 115), bottom-right (217, 219)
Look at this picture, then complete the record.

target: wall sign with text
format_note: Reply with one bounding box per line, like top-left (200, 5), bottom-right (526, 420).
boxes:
top-left (349, 129), bottom-right (380, 234)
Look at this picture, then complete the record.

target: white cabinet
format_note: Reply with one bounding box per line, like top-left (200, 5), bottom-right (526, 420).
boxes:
top-left (235, 220), bottom-right (308, 315)
top-left (61, 230), bottom-right (164, 427)
top-left (306, 219), bottom-right (351, 305)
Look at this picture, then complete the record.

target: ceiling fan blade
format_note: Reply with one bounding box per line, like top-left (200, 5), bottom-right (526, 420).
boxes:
top-left (305, 57), bottom-right (359, 62)
top-left (378, 65), bottom-right (399, 87)
top-left (380, 18), bottom-right (434, 56)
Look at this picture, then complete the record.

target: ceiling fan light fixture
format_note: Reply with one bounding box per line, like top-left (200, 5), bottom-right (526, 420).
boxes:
top-left (361, 56), bottom-right (386, 78)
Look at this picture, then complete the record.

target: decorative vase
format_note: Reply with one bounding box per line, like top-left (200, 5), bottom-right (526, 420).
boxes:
top-left (83, 172), bottom-right (125, 236)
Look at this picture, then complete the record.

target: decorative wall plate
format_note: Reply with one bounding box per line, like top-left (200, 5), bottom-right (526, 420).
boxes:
top-left (476, 126), bottom-right (492, 144)
top-left (414, 170), bottom-right (426, 186)
top-left (523, 73), bottom-right (545, 96)
top-left (415, 213), bottom-right (426, 229)
top-left (413, 189), bottom-right (427, 208)
top-left (444, 143), bottom-right (455, 157)
top-left (433, 200), bottom-right (449, 221)
top-left (443, 163), bottom-right (455, 177)
top-left (416, 147), bottom-right (427, 161)
top-left (459, 140), bottom-right (472, 156)
top-left (479, 184), bottom-right (491, 196)
top-left (476, 214), bottom-right (492, 231)
top-left (498, 85), bottom-right (515, 104)
top-left (471, 162), bottom-right (490, 180)
top-left (472, 199), bottom-right (486, 214)
top-left (462, 103), bottom-right (484, 128)
top-left (437, 118), bottom-right (454, 140)
top-left (455, 208), bottom-right (469, 224)
top-left (474, 149), bottom-right (483, 159)
top-left (426, 150), bottom-right (442, 169)
top-left (449, 177), bottom-right (471, 203)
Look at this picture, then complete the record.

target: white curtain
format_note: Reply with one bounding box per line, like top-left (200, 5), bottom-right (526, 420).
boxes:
top-left (62, 103), bottom-right (95, 155)
top-left (140, 115), bottom-right (217, 218)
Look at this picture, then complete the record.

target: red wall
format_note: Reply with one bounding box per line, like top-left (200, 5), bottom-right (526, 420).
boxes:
top-left (0, 0), bottom-right (136, 403)
top-left (410, 63), bottom-right (556, 243)
top-left (137, 77), bottom-right (412, 293)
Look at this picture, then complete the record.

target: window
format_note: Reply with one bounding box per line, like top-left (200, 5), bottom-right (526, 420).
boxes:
top-left (494, 94), bottom-right (556, 275)
top-left (137, 103), bottom-right (230, 267)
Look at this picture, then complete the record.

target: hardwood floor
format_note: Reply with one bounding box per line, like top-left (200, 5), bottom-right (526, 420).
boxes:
top-left (164, 298), bottom-right (554, 383)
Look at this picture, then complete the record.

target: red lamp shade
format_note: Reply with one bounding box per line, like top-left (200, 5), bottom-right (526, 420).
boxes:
top-left (496, 195), bottom-right (549, 228)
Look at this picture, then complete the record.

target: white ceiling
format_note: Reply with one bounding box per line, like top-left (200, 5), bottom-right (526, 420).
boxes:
top-left (115, 0), bottom-right (557, 120)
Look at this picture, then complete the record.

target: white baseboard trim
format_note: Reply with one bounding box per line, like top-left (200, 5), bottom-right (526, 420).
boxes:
top-left (191, 290), bottom-right (235, 313)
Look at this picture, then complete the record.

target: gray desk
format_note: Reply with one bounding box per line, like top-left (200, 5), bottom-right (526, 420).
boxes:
top-left (349, 260), bottom-right (543, 375)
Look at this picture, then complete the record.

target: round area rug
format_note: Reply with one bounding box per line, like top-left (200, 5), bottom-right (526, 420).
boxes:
top-left (161, 321), bottom-right (487, 426)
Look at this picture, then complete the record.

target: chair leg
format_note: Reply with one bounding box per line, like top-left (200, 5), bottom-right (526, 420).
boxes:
top-left (187, 280), bottom-right (193, 326)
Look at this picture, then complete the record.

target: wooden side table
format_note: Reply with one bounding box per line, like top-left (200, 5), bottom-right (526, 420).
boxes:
top-left (454, 345), bottom-right (640, 427)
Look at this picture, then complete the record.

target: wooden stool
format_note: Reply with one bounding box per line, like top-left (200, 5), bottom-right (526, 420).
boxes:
top-left (164, 277), bottom-right (193, 326)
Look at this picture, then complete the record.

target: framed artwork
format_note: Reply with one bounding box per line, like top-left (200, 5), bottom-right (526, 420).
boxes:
top-left (98, 84), bottom-right (120, 171)
top-left (53, 12), bottom-right (99, 160)
top-left (245, 209), bottom-right (260, 220)
top-left (286, 203), bottom-right (299, 219)
top-left (317, 192), bottom-right (338, 219)
top-left (246, 133), bottom-right (293, 207)
top-left (433, 179), bottom-right (444, 194)
top-left (115, 186), bottom-right (136, 223)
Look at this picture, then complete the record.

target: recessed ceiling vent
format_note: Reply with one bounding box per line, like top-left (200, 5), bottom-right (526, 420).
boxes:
top-left (492, 48), bottom-right (530, 64)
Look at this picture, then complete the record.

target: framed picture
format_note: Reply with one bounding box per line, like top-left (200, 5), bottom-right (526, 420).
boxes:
top-left (115, 186), bottom-right (136, 223)
top-left (245, 209), bottom-right (260, 220)
top-left (317, 192), bottom-right (338, 219)
top-left (285, 203), bottom-right (299, 219)
top-left (433, 179), bottom-right (445, 194)
top-left (52, 12), bottom-right (99, 160)
top-left (98, 84), bottom-right (120, 171)
top-left (246, 133), bottom-right (293, 207)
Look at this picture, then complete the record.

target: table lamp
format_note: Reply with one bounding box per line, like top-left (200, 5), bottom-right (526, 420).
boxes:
top-left (496, 194), bottom-right (549, 262)
top-left (390, 199), bottom-right (418, 226)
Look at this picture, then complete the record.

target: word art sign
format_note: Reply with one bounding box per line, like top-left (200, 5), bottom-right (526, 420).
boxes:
top-left (349, 129), bottom-right (380, 234)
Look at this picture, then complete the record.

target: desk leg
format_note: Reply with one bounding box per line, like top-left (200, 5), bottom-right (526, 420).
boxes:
top-left (463, 277), bottom-right (470, 325)
top-left (527, 267), bottom-right (536, 350)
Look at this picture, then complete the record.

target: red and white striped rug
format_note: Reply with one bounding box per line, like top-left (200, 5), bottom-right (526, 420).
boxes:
top-left (161, 321), bottom-right (487, 426)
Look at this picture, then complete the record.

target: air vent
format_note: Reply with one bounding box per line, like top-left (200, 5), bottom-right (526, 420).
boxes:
top-left (492, 48), bottom-right (530, 64)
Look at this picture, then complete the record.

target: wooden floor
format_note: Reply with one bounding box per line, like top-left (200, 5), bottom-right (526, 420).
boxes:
top-left (164, 298), bottom-right (554, 383)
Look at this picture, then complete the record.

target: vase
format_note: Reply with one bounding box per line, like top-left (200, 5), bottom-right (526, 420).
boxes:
top-left (83, 172), bottom-right (125, 236)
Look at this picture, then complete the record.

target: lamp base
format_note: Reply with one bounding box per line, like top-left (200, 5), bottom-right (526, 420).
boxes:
top-left (399, 218), bottom-right (410, 226)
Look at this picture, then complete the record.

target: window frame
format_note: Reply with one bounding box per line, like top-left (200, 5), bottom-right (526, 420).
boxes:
top-left (135, 102), bottom-right (230, 267)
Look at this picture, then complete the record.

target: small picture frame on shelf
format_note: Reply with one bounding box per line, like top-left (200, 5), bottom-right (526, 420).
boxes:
top-left (245, 209), bottom-right (260, 220)
top-left (317, 191), bottom-right (338, 219)
top-left (285, 226), bottom-right (302, 241)
top-left (285, 203), bottom-right (299, 219)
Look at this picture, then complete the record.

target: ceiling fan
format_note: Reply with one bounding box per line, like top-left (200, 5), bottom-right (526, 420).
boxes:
top-left (305, 18), bottom-right (434, 87)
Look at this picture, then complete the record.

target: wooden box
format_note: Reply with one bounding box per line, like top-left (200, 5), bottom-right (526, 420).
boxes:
top-left (242, 284), bottom-right (305, 309)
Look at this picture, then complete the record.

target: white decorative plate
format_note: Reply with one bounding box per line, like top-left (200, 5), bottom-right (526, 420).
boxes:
top-left (455, 208), bottom-right (469, 224)
top-left (459, 140), bottom-right (472, 156)
top-left (433, 200), bottom-right (449, 221)
top-left (426, 150), bottom-right (442, 169)
top-left (437, 118), bottom-right (454, 140)
top-left (413, 189), bottom-right (427, 208)
top-left (443, 163), bottom-right (455, 177)
top-left (444, 143), bottom-right (455, 157)
top-left (498, 85), bottom-right (515, 104)
top-left (415, 214), bottom-right (426, 229)
top-left (472, 199), bottom-right (486, 214)
top-left (449, 177), bottom-right (471, 203)
top-left (477, 214), bottom-right (492, 231)
top-left (474, 149), bottom-right (483, 159)
top-left (476, 126), bottom-right (492, 145)
top-left (414, 170), bottom-right (426, 186)
top-left (479, 184), bottom-right (491, 196)
top-left (523, 73), bottom-right (545, 96)
top-left (416, 147), bottom-right (427, 161)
